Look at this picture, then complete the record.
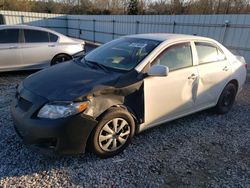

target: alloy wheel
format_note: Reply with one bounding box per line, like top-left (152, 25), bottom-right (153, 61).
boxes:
top-left (98, 118), bottom-right (130, 152)
top-left (222, 90), bottom-right (234, 107)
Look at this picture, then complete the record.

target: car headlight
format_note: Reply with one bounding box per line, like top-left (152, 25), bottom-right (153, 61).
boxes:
top-left (37, 101), bottom-right (89, 119)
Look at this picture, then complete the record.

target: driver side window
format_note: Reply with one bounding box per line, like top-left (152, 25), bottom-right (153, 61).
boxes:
top-left (153, 42), bottom-right (193, 71)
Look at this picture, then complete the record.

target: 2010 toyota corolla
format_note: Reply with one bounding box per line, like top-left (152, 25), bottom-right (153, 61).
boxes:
top-left (11, 33), bottom-right (247, 158)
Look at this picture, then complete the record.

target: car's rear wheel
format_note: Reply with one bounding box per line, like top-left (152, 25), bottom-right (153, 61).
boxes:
top-left (51, 54), bottom-right (72, 65)
top-left (90, 107), bottom-right (135, 158)
top-left (215, 83), bottom-right (237, 114)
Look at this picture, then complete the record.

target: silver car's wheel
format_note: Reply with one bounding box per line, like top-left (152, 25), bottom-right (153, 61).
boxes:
top-left (51, 54), bottom-right (72, 65)
top-left (215, 83), bottom-right (237, 114)
top-left (89, 107), bottom-right (135, 158)
top-left (98, 118), bottom-right (130, 152)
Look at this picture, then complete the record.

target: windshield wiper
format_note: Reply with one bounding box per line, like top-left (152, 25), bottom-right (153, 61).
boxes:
top-left (84, 58), bottom-right (110, 73)
top-left (91, 61), bottom-right (110, 72)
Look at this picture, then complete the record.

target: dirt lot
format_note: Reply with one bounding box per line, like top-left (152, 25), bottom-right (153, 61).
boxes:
top-left (0, 71), bottom-right (249, 187)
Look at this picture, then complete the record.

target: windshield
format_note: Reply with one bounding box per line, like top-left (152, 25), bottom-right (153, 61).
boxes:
top-left (82, 37), bottom-right (160, 71)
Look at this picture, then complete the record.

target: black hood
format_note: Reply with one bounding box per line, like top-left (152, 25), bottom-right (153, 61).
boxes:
top-left (23, 61), bottom-right (122, 101)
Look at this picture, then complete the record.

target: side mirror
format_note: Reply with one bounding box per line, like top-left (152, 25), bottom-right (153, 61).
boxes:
top-left (147, 64), bottom-right (169, 77)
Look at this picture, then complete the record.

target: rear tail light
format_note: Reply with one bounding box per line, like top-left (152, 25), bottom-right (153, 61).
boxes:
top-left (245, 63), bottom-right (248, 70)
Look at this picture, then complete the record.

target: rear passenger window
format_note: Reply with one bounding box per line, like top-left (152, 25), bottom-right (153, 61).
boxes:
top-left (154, 42), bottom-right (193, 71)
top-left (195, 42), bottom-right (226, 64)
top-left (0, 29), bottom-right (19, 43)
top-left (49, 33), bottom-right (58, 42)
top-left (24, 29), bottom-right (49, 43)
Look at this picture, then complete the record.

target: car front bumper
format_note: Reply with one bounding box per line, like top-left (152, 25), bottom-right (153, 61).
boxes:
top-left (11, 86), bottom-right (97, 155)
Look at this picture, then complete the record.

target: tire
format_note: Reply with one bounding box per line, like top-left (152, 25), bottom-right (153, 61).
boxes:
top-left (214, 83), bottom-right (237, 114)
top-left (89, 107), bottom-right (135, 158)
top-left (51, 54), bottom-right (72, 65)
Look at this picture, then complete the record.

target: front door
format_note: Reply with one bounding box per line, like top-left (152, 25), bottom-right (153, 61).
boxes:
top-left (143, 42), bottom-right (199, 128)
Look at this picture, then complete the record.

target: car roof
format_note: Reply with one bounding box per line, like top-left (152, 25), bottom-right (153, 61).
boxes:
top-left (126, 33), bottom-right (211, 42)
top-left (0, 24), bottom-right (63, 37)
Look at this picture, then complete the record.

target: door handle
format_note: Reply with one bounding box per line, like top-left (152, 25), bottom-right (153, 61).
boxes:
top-left (9, 46), bottom-right (18, 49)
top-left (188, 74), bottom-right (197, 80)
top-left (223, 66), bottom-right (229, 71)
top-left (48, 44), bottom-right (55, 47)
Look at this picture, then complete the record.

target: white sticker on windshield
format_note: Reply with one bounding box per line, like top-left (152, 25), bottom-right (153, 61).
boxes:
top-left (129, 43), bottom-right (147, 48)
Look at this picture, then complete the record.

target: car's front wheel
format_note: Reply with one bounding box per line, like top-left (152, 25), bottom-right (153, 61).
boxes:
top-left (89, 107), bottom-right (135, 158)
top-left (215, 83), bottom-right (237, 114)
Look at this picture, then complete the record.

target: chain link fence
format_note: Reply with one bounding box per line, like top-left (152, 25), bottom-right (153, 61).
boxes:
top-left (0, 11), bottom-right (250, 70)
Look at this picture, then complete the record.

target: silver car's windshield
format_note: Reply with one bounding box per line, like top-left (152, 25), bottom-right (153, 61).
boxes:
top-left (81, 37), bottom-right (160, 71)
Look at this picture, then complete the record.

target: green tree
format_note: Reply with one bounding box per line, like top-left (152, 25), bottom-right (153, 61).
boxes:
top-left (128, 0), bottom-right (138, 15)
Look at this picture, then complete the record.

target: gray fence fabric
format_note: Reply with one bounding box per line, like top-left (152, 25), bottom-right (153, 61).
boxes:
top-left (0, 10), bottom-right (67, 35)
top-left (0, 11), bottom-right (250, 69)
top-left (67, 14), bottom-right (250, 67)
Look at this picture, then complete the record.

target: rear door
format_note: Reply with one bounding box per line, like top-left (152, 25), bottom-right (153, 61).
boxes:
top-left (194, 41), bottom-right (232, 108)
top-left (19, 29), bottom-right (56, 69)
top-left (0, 28), bottom-right (22, 69)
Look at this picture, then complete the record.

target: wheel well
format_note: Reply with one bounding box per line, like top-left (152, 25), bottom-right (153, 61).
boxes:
top-left (114, 105), bottom-right (140, 124)
top-left (85, 105), bottom-right (140, 151)
top-left (96, 105), bottom-right (140, 132)
top-left (51, 53), bottom-right (72, 65)
top-left (228, 79), bottom-right (239, 92)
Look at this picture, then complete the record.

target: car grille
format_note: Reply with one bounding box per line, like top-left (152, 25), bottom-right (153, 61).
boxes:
top-left (17, 97), bottom-right (32, 112)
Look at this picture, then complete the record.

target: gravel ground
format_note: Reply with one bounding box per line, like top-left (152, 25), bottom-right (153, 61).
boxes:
top-left (0, 71), bottom-right (249, 187)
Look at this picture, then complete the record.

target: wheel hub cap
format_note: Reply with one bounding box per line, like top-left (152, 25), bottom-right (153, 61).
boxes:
top-left (98, 118), bottom-right (130, 152)
top-left (223, 91), bottom-right (233, 106)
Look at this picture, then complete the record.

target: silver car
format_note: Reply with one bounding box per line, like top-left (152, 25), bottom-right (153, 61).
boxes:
top-left (11, 34), bottom-right (247, 158)
top-left (0, 25), bottom-right (85, 72)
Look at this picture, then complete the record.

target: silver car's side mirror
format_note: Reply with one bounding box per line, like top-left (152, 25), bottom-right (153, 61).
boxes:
top-left (147, 64), bottom-right (169, 77)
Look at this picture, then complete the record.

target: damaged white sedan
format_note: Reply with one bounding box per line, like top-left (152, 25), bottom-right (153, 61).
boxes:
top-left (11, 33), bottom-right (247, 158)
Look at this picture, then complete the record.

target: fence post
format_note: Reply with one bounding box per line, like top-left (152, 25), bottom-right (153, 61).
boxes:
top-left (21, 15), bottom-right (24, 24)
top-left (172, 21), bottom-right (176, 33)
top-left (112, 20), bottom-right (115, 39)
top-left (93, 19), bottom-right (96, 43)
top-left (43, 17), bottom-right (47, 28)
top-left (78, 18), bottom-right (81, 38)
top-left (65, 16), bottom-right (69, 36)
top-left (136, 20), bottom-right (140, 34)
top-left (222, 20), bottom-right (229, 43)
